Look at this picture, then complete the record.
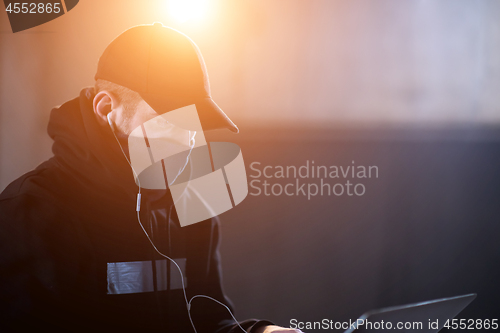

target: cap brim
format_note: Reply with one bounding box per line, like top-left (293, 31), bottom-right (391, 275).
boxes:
top-left (196, 98), bottom-right (239, 133)
top-left (140, 93), bottom-right (239, 133)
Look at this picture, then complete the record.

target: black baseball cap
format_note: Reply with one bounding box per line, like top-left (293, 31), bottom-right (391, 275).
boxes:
top-left (95, 22), bottom-right (238, 133)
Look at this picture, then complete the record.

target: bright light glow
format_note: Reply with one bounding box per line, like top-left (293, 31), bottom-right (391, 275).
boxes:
top-left (167, 0), bottom-right (210, 23)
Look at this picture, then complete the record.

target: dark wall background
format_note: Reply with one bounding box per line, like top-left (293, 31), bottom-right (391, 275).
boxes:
top-left (211, 127), bottom-right (500, 331)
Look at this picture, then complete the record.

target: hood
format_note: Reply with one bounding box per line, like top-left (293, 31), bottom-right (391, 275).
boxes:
top-left (47, 88), bottom-right (141, 201)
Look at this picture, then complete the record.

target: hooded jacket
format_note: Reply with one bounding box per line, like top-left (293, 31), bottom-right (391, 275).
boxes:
top-left (0, 88), bottom-right (272, 333)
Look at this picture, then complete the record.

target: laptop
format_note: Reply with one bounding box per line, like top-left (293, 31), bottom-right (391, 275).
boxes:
top-left (344, 293), bottom-right (476, 332)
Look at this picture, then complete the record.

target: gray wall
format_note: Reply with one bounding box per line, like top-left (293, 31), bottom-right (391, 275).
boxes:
top-left (2, 0), bottom-right (500, 190)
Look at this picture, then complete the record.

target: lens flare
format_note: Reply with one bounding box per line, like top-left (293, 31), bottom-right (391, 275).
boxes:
top-left (167, 0), bottom-right (210, 23)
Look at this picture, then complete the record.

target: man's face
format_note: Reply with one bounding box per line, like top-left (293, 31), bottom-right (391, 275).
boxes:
top-left (117, 99), bottom-right (197, 188)
top-left (112, 99), bottom-right (159, 140)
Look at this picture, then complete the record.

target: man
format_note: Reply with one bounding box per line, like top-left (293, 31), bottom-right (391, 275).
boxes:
top-left (0, 23), bottom-right (298, 333)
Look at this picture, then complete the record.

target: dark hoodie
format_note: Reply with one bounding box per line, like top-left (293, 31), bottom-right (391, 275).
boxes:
top-left (0, 88), bottom-right (272, 333)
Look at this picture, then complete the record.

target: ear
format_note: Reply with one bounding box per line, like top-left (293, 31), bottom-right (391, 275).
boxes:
top-left (93, 91), bottom-right (117, 126)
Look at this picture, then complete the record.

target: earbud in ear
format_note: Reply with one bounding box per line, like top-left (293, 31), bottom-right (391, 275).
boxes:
top-left (107, 113), bottom-right (113, 128)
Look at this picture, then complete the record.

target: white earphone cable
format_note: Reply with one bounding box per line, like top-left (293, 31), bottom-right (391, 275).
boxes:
top-left (107, 114), bottom-right (247, 333)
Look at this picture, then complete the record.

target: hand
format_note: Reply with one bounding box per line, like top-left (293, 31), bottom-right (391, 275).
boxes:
top-left (254, 325), bottom-right (304, 333)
